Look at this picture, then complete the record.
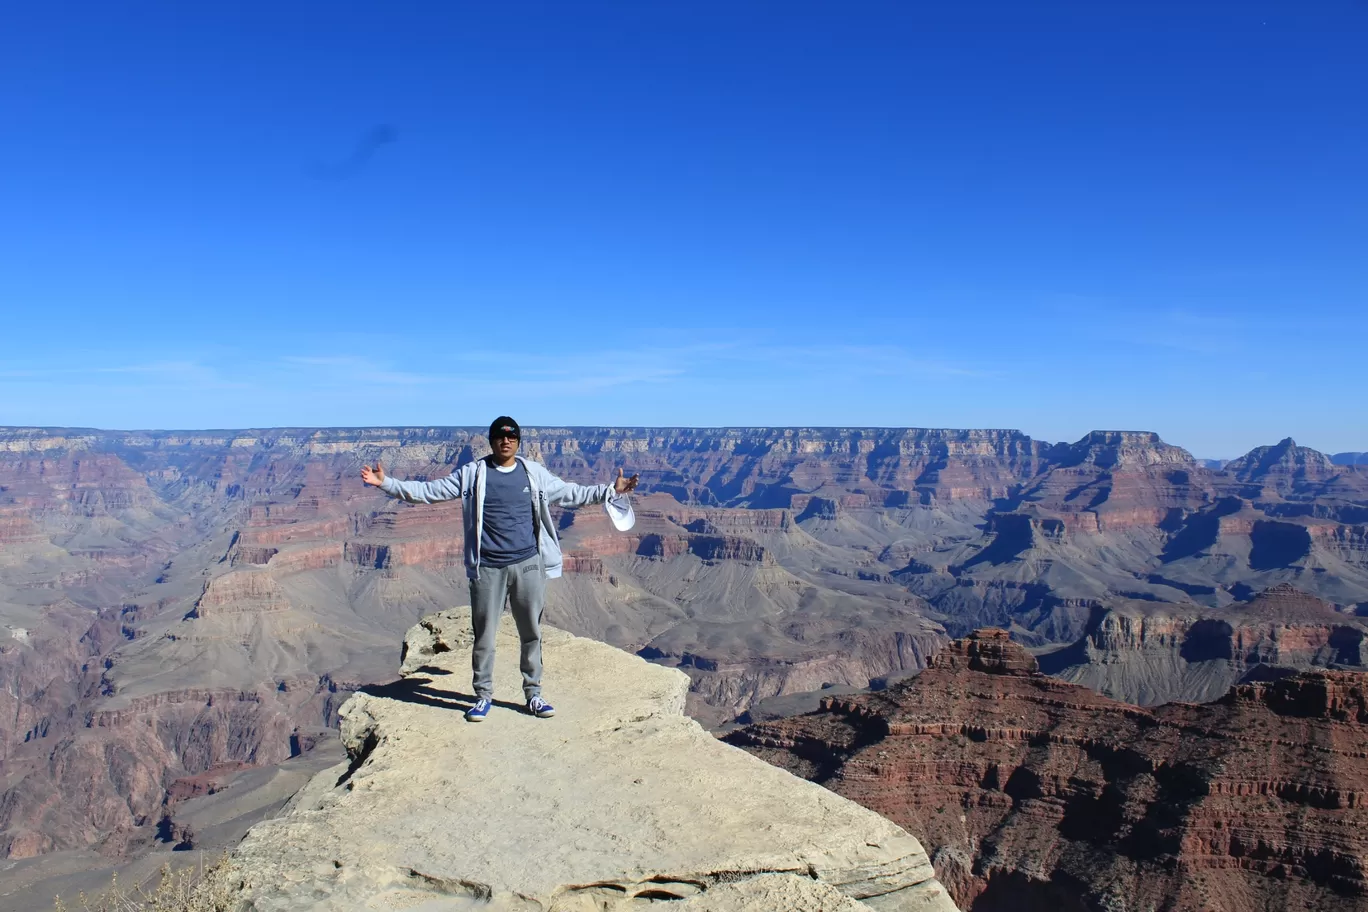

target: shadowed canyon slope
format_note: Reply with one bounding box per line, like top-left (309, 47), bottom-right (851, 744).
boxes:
top-left (0, 425), bottom-right (1366, 897)
top-left (727, 629), bottom-right (1368, 912)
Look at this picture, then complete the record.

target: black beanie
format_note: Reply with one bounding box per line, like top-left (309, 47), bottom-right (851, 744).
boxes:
top-left (489, 416), bottom-right (521, 439)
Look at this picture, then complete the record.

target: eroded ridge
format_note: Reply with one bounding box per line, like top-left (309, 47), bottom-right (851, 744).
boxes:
top-left (727, 629), bottom-right (1368, 912)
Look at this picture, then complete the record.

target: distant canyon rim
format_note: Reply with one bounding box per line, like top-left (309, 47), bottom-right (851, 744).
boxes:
top-left (0, 424), bottom-right (1365, 908)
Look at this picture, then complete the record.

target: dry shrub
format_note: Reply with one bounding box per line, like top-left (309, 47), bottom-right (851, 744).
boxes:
top-left (53, 853), bottom-right (236, 912)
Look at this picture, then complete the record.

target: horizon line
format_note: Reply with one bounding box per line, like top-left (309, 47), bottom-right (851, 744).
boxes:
top-left (0, 424), bottom-right (1360, 460)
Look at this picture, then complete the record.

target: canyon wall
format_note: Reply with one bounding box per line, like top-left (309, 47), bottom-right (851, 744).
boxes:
top-left (0, 424), bottom-right (1365, 898)
top-left (728, 629), bottom-right (1368, 912)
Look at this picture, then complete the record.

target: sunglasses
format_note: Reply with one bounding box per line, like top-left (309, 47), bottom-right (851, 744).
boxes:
top-left (493, 428), bottom-right (520, 440)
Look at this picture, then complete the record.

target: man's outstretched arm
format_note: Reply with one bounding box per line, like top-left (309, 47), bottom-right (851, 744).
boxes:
top-left (361, 459), bottom-right (464, 504)
top-left (537, 465), bottom-right (638, 508)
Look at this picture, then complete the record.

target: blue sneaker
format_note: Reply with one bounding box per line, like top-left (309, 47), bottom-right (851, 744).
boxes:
top-left (465, 697), bottom-right (492, 722)
top-left (527, 695), bottom-right (556, 718)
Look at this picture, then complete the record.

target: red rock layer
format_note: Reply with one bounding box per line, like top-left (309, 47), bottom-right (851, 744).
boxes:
top-left (190, 571), bottom-right (291, 617)
top-left (1011, 431), bottom-right (1212, 533)
top-left (727, 631), bottom-right (1368, 912)
top-left (0, 677), bottom-right (343, 859)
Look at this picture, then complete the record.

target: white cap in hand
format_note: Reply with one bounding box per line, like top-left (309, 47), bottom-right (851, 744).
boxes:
top-left (604, 496), bottom-right (635, 532)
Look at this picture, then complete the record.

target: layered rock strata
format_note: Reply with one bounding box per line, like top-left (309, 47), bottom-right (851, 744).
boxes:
top-left (2, 423), bottom-right (1366, 883)
top-left (1041, 584), bottom-right (1368, 705)
top-left (727, 629), bottom-right (1368, 912)
top-left (205, 608), bottom-right (958, 911)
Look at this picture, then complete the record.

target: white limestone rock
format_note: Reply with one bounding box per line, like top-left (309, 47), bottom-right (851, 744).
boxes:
top-left (210, 607), bottom-right (958, 911)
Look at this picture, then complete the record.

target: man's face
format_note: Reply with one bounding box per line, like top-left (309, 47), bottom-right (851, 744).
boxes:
top-left (491, 432), bottom-right (519, 459)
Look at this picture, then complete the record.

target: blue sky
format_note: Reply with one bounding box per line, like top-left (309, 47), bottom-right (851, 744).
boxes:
top-left (0, 2), bottom-right (1364, 457)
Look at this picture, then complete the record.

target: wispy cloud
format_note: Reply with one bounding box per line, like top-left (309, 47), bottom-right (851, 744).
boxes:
top-left (277, 350), bottom-right (687, 392)
top-left (0, 339), bottom-right (994, 429)
top-left (280, 355), bottom-right (440, 386)
top-left (96, 360), bottom-right (229, 383)
top-left (731, 344), bottom-right (995, 379)
top-left (0, 359), bottom-right (239, 386)
top-left (1036, 293), bottom-right (1266, 355)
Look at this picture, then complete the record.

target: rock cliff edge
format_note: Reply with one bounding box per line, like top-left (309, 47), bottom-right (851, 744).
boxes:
top-left (204, 608), bottom-right (957, 911)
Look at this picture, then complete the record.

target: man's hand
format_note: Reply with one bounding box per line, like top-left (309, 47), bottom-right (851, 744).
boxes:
top-left (361, 460), bottom-right (386, 487)
top-left (614, 467), bottom-right (639, 496)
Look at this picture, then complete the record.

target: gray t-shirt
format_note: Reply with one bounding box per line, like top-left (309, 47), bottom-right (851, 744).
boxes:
top-left (480, 459), bottom-right (538, 567)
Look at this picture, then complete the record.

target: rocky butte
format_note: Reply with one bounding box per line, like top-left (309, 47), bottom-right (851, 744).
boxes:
top-left (726, 629), bottom-right (1368, 912)
top-left (196, 608), bottom-right (958, 911)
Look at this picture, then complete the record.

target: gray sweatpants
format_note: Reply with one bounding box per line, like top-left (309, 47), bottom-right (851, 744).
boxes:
top-left (469, 555), bottom-right (545, 701)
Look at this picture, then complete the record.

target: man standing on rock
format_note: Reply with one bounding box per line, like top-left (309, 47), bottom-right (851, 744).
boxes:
top-left (361, 417), bottom-right (637, 722)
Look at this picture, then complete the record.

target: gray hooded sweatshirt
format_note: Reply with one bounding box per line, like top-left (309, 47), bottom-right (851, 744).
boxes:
top-left (378, 456), bottom-right (622, 580)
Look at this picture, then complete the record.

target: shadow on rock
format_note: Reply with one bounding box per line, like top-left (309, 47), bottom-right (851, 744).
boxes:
top-left (359, 677), bottom-right (522, 714)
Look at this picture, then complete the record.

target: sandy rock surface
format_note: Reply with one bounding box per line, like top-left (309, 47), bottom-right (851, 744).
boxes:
top-left (211, 607), bottom-right (957, 911)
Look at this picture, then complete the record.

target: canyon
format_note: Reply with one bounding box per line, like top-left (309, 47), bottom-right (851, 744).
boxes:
top-left (0, 425), bottom-right (1365, 906)
top-left (727, 628), bottom-right (1368, 911)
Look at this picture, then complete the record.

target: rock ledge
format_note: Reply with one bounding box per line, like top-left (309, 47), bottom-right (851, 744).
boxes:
top-left (208, 608), bottom-right (957, 911)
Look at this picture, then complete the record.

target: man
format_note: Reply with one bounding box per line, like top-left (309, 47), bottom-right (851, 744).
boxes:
top-left (361, 417), bottom-right (637, 722)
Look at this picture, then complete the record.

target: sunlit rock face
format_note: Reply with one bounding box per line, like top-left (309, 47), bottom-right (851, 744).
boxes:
top-left (205, 608), bottom-right (957, 911)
